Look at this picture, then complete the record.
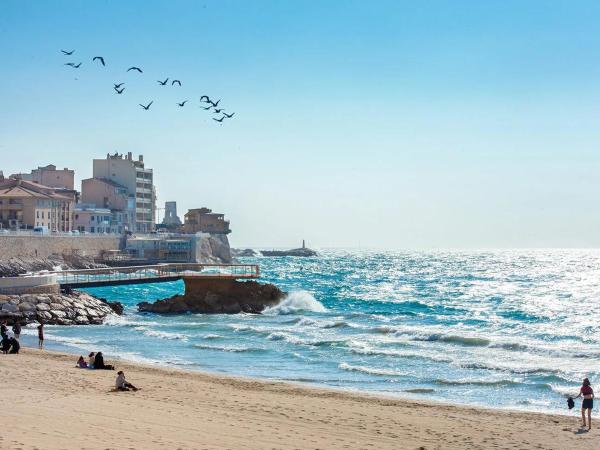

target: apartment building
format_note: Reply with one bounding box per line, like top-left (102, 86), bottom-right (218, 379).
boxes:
top-left (182, 207), bottom-right (231, 234)
top-left (92, 152), bottom-right (156, 233)
top-left (0, 177), bottom-right (74, 231)
top-left (81, 177), bottom-right (135, 233)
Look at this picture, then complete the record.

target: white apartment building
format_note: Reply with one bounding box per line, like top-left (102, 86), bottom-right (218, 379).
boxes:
top-left (92, 152), bottom-right (156, 233)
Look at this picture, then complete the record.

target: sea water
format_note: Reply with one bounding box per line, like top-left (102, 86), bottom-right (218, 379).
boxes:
top-left (18, 250), bottom-right (600, 414)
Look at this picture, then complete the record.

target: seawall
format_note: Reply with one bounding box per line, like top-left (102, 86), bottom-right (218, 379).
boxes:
top-left (0, 235), bottom-right (120, 260)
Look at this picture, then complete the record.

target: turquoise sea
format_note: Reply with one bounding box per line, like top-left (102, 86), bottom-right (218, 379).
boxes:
top-left (18, 250), bottom-right (600, 414)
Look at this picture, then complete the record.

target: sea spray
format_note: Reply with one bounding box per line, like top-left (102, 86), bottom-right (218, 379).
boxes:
top-left (263, 290), bottom-right (326, 315)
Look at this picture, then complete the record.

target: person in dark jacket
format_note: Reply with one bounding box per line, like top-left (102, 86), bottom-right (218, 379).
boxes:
top-left (93, 352), bottom-right (114, 370)
top-left (12, 322), bottom-right (21, 340)
top-left (8, 337), bottom-right (20, 354)
top-left (1, 334), bottom-right (10, 354)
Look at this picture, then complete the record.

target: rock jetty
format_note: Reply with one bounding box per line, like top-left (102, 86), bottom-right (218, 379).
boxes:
top-left (261, 247), bottom-right (317, 257)
top-left (0, 291), bottom-right (121, 325)
top-left (138, 279), bottom-right (285, 314)
top-left (0, 255), bottom-right (107, 278)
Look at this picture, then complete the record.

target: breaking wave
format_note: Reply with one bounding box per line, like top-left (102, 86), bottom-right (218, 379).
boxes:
top-left (263, 291), bottom-right (326, 315)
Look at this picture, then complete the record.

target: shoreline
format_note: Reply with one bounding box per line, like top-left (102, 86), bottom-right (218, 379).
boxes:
top-left (2, 347), bottom-right (596, 449)
top-left (15, 332), bottom-right (581, 418)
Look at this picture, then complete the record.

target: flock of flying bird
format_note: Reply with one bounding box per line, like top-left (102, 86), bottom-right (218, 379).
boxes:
top-left (61, 49), bottom-right (235, 123)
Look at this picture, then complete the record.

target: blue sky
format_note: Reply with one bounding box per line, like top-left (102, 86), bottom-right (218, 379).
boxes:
top-left (1, 1), bottom-right (600, 248)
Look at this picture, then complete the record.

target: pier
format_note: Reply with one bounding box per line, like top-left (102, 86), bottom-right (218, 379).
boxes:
top-left (51, 263), bottom-right (260, 289)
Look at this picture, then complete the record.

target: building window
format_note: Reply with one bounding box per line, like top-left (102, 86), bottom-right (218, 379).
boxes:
top-left (91, 226), bottom-right (95, 233)
top-left (91, 216), bottom-right (95, 221)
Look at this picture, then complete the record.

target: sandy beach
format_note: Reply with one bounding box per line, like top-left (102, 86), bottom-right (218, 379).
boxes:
top-left (0, 348), bottom-right (595, 450)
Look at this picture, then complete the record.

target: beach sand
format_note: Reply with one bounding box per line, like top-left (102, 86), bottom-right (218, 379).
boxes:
top-left (1, 348), bottom-right (595, 450)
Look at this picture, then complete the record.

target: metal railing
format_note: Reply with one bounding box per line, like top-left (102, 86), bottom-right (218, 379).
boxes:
top-left (49, 263), bottom-right (260, 287)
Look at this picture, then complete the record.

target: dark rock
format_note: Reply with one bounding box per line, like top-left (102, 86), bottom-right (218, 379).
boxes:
top-left (98, 298), bottom-right (124, 315)
top-left (138, 279), bottom-right (286, 314)
top-left (260, 247), bottom-right (317, 257)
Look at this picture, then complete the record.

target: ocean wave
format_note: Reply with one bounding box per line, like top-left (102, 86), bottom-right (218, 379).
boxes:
top-left (404, 388), bottom-right (435, 394)
top-left (133, 326), bottom-right (189, 341)
top-left (296, 317), bottom-right (350, 329)
top-left (266, 332), bottom-right (346, 347)
top-left (434, 378), bottom-right (521, 387)
top-left (339, 362), bottom-right (407, 377)
top-left (263, 291), bottom-right (327, 315)
top-left (193, 344), bottom-right (264, 353)
top-left (347, 342), bottom-right (453, 363)
top-left (202, 334), bottom-right (223, 340)
top-left (413, 333), bottom-right (491, 347)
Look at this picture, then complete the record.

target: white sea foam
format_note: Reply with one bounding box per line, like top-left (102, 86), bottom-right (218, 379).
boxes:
top-left (263, 291), bottom-right (326, 315)
top-left (133, 326), bottom-right (189, 341)
top-left (338, 362), bottom-right (407, 377)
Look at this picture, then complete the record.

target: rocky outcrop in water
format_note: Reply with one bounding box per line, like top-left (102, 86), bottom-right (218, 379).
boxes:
top-left (261, 247), bottom-right (317, 257)
top-left (0, 291), bottom-right (121, 325)
top-left (0, 254), bottom-right (108, 278)
top-left (138, 279), bottom-right (285, 314)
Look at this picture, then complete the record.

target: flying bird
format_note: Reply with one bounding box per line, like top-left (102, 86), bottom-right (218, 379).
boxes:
top-left (93, 56), bottom-right (105, 66)
top-left (172, 80), bottom-right (182, 86)
top-left (65, 62), bottom-right (82, 68)
top-left (177, 101), bottom-right (188, 107)
top-left (201, 106), bottom-right (212, 110)
top-left (210, 99), bottom-right (221, 107)
top-left (139, 101), bottom-right (153, 110)
top-left (61, 50), bottom-right (75, 55)
top-left (127, 67), bottom-right (143, 73)
top-left (200, 95), bottom-right (211, 102)
top-left (157, 78), bottom-right (169, 85)
top-left (114, 83), bottom-right (124, 89)
top-left (223, 112), bottom-right (235, 118)
top-left (213, 116), bottom-right (225, 123)
top-left (115, 87), bottom-right (125, 94)
top-left (213, 109), bottom-right (223, 114)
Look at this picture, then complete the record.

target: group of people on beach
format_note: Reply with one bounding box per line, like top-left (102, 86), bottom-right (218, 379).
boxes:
top-left (76, 352), bottom-right (139, 391)
top-left (0, 320), bottom-right (44, 354)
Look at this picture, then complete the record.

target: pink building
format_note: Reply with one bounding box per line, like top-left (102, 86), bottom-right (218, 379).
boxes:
top-left (81, 178), bottom-right (135, 232)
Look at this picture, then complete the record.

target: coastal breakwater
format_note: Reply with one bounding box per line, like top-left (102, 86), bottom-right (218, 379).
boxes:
top-left (138, 278), bottom-right (285, 314)
top-left (0, 291), bottom-right (119, 325)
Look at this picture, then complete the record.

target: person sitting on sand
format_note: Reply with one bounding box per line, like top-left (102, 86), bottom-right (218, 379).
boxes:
top-left (8, 336), bottom-right (20, 354)
top-left (575, 378), bottom-right (594, 430)
top-left (76, 356), bottom-right (88, 368)
top-left (88, 352), bottom-right (96, 369)
top-left (115, 371), bottom-right (139, 391)
top-left (93, 352), bottom-right (114, 370)
top-left (1, 333), bottom-right (11, 354)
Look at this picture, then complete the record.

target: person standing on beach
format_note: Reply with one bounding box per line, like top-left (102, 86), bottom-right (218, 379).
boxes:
top-left (574, 378), bottom-right (594, 430)
top-left (37, 323), bottom-right (44, 349)
top-left (12, 322), bottom-right (21, 340)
